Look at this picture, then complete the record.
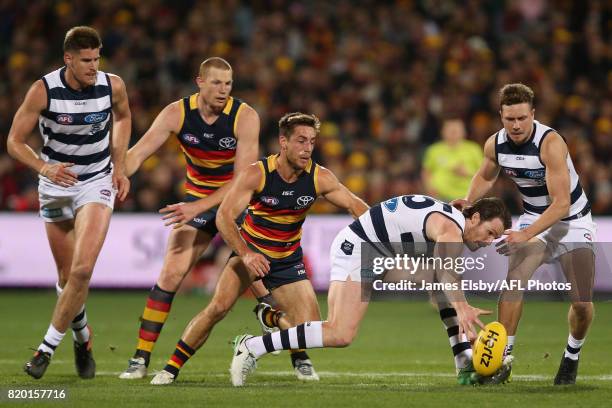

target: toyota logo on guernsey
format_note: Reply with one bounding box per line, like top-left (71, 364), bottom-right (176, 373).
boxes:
top-left (296, 195), bottom-right (314, 207)
top-left (219, 137), bottom-right (237, 149)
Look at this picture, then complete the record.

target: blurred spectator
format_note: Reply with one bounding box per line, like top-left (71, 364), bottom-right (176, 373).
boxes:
top-left (0, 1), bottom-right (610, 215)
top-left (421, 118), bottom-right (483, 201)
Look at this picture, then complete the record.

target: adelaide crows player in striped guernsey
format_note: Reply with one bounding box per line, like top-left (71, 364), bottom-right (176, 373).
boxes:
top-left (149, 112), bottom-right (369, 384)
top-left (118, 57), bottom-right (276, 379)
top-left (7, 26), bottom-right (132, 379)
top-left (454, 83), bottom-right (597, 385)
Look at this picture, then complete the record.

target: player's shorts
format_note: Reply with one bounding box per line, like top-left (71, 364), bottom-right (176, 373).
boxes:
top-left (517, 211), bottom-right (597, 259)
top-left (329, 226), bottom-right (365, 282)
top-left (230, 248), bottom-right (309, 290)
top-left (183, 195), bottom-right (246, 236)
top-left (183, 195), bottom-right (220, 235)
top-left (38, 172), bottom-right (115, 223)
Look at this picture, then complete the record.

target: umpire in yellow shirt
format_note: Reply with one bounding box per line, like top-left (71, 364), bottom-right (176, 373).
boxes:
top-left (422, 118), bottom-right (483, 201)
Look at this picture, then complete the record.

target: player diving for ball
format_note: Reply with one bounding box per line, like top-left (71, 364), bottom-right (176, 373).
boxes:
top-left (230, 194), bottom-right (512, 386)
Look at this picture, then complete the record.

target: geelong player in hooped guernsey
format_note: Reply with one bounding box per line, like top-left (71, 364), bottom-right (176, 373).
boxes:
top-left (147, 112), bottom-right (369, 385)
top-left (230, 195), bottom-right (511, 387)
top-left (454, 83), bottom-right (597, 385)
top-left (7, 26), bottom-right (132, 380)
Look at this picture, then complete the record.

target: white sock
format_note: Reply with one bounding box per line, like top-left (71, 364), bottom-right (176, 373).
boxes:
top-left (564, 334), bottom-right (585, 360)
top-left (439, 308), bottom-right (472, 370)
top-left (246, 321), bottom-right (324, 358)
top-left (71, 306), bottom-right (90, 344)
top-left (506, 335), bottom-right (515, 355)
top-left (57, 282), bottom-right (90, 344)
top-left (38, 324), bottom-right (66, 355)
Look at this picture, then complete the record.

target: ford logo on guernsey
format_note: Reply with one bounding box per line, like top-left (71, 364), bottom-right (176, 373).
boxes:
top-left (182, 134), bottom-right (199, 145)
top-left (219, 137), bottom-right (237, 149)
top-left (84, 112), bottom-right (108, 124)
top-left (297, 195), bottom-right (315, 207)
top-left (56, 114), bottom-right (73, 124)
top-left (524, 169), bottom-right (545, 179)
top-left (260, 196), bottom-right (279, 206)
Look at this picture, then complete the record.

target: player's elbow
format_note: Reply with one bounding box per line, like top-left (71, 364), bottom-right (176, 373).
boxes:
top-left (554, 196), bottom-right (571, 213)
top-left (215, 206), bottom-right (232, 233)
top-left (6, 136), bottom-right (18, 159)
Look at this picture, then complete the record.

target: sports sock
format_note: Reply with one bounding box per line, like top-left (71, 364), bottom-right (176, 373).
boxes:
top-left (56, 282), bottom-right (90, 344)
top-left (439, 307), bottom-right (472, 369)
top-left (506, 335), bottom-right (515, 355)
top-left (38, 324), bottom-right (66, 356)
top-left (134, 284), bottom-right (175, 366)
top-left (71, 306), bottom-right (90, 344)
top-left (261, 306), bottom-right (284, 328)
top-left (246, 321), bottom-right (323, 358)
top-left (564, 334), bottom-right (585, 360)
top-left (163, 339), bottom-right (196, 377)
top-left (256, 293), bottom-right (278, 308)
top-left (290, 350), bottom-right (310, 367)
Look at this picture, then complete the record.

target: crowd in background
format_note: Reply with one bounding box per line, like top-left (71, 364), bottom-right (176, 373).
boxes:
top-left (1, 0), bottom-right (611, 215)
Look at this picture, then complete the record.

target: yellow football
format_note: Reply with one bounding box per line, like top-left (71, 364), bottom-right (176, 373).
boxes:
top-left (472, 321), bottom-right (508, 376)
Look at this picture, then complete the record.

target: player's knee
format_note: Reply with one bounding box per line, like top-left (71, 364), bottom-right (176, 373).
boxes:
top-left (206, 300), bottom-right (231, 322)
top-left (571, 302), bottom-right (593, 319)
top-left (69, 264), bottom-right (94, 285)
top-left (326, 322), bottom-right (356, 347)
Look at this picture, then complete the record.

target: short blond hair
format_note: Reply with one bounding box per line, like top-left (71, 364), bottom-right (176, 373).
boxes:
top-left (199, 57), bottom-right (232, 77)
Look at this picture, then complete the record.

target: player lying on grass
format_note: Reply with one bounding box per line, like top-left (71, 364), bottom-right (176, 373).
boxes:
top-left (230, 195), bottom-right (512, 386)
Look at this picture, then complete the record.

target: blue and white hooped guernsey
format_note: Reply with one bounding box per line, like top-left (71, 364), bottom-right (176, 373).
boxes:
top-left (495, 120), bottom-right (590, 221)
top-left (39, 66), bottom-right (113, 182)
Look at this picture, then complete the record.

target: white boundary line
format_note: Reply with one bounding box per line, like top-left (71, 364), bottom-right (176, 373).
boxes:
top-left (93, 370), bottom-right (612, 381)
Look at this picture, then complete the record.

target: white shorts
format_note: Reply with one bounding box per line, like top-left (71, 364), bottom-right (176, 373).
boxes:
top-left (517, 211), bottom-right (596, 259)
top-left (329, 226), bottom-right (365, 282)
top-left (38, 172), bottom-right (115, 222)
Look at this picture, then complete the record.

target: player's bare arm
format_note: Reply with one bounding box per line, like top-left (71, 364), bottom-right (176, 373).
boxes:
top-left (455, 135), bottom-right (500, 209)
top-left (7, 80), bottom-right (78, 187)
top-left (216, 162), bottom-right (269, 277)
top-left (161, 104), bottom-right (260, 227)
top-left (316, 166), bottom-right (369, 218)
top-left (125, 101), bottom-right (182, 177)
top-left (506, 132), bottom-right (571, 244)
top-left (109, 74), bottom-right (132, 201)
top-left (427, 214), bottom-right (489, 340)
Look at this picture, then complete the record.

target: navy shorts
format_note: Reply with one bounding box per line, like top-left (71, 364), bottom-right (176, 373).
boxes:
top-left (184, 195), bottom-right (246, 235)
top-left (231, 247), bottom-right (308, 290)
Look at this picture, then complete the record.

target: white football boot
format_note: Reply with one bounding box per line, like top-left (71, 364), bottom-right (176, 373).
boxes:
top-left (230, 334), bottom-right (257, 386)
top-left (150, 369), bottom-right (176, 385)
top-left (118, 357), bottom-right (147, 379)
top-left (294, 358), bottom-right (320, 381)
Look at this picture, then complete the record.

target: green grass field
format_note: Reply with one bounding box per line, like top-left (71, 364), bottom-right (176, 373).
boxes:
top-left (1, 290), bottom-right (611, 407)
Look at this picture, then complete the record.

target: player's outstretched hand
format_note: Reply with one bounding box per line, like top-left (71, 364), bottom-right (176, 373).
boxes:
top-left (113, 170), bottom-right (130, 201)
top-left (159, 202), bottom-right (198, 229)
top-left (40, 162), bottom-right (78, 187)
top-left (495, 229), bottom-right (530, 256)
top-left (242, 251), bottom-right (270, 278)
top-left (450, 198), bottom-right (470, 211)
top-left (455, 302), bottom-right (490, 341)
